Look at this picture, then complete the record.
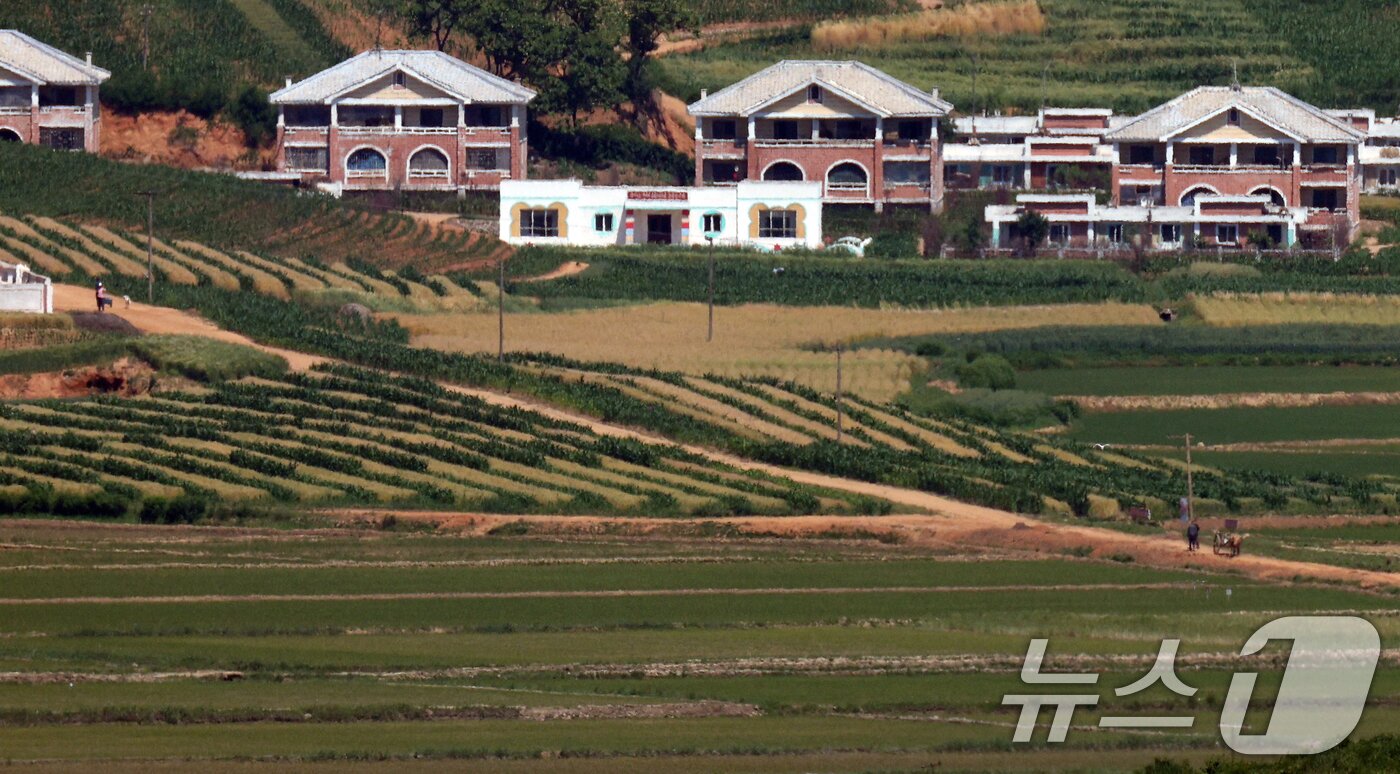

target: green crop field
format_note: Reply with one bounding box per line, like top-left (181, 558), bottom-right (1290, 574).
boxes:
top-left (1066, 404), bottom-right (1400, 446)
top-left (1017, 365), bottom-right (1400, 397)
top-left (0, 518), bottom-right (1394, 770)
top-left (657, 0), bottom-right (1400, 113)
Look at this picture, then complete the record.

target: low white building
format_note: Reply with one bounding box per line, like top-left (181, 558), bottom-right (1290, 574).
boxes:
top-left (499, 179), bottom-right (824, 250)
top-left (0, 261), bottom-right (52, 314)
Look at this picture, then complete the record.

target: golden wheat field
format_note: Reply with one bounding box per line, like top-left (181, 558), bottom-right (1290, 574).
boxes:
top-left (1193, 293), bottom-right (1400, 326)
top-left (812, 0), bottom-right (1046, 50)
top-left (394, 301), bottom-right (1159, 401)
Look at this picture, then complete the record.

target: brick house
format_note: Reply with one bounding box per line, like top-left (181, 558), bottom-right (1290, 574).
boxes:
top-left (687, 61), bottom-right (953, 212)
top-left (270, 49), bottom-right (535, 195)
top-left (985, 85), bottom-right (1366, 251)
top-left (945, 108), bottom-right (1118, 192)
top-left (1331, 109), bottom-right (1400, 194)
top-left (0, 30), bottom-right (109, 153)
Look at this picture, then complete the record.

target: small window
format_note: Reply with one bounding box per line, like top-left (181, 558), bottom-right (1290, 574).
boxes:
top-left (1128, 145), bottom-right (1155, 165)
top-left (1312, 146), bottom-right (1339, 165)
top-left (1188, 146), bottom-right (1215, 165)
top-left (702, 213), bottom-right (723, 233)
top-left (711, 120), bottom-right (737, 140)
top-left (1228, 108), bottom-right (1240, 126)
top-left (1160, 224), bottom-right (1181, 244)
top-left (594, 213), bottom-right (614, 232)
top-left (1217, 224), bottom-right (1239, 245)
top-left (772, 120), bottom-right (800, 141)
top-left (1048, 224), bottom-right (1070, 245)
top-left (520, 209), bottom-right (559, 238)
top-left (1381, 169), bottom-right (1399, 187)
top-left (465, 148), bottom-right (504, 170)
top-left (393, 72), bottom-right (406, 88)
top-left (807, 85), bottom-right (822, 103)
top-left (1105, 224), bottom-right (1124, 244)
top-left (758, 210), bottom-right (797, 239)
top-left (897, 120), bottom-right (923, 142)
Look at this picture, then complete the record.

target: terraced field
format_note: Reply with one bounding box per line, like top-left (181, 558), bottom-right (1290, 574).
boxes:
top-left (0, 213), bottom-right (493, 313)
top-left (0, 364), bottom-right (883, 517)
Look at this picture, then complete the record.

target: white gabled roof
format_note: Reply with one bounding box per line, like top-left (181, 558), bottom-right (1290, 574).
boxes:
top-left (1107, 86), bottom-right (1364, 144)
top-left (270, 49), bottom-right (535, 105)
top-left (0, 30), bottom-right (109, 86)
top-left (688, 60), bottom-right (951, 118)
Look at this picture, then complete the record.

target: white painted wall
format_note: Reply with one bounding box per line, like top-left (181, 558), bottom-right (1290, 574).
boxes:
top-left (500, 180), bottom-right (823, 250)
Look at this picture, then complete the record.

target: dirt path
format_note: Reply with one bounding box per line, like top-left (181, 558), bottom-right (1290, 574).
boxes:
top-left (0, 583), bottom-right (1183, 607)
top-left (46, 288), bottom-right (1400, 592)
top-left (54, 284), bottom-right (327, 371)
top-left (519, 261), bottom-right (589, 283)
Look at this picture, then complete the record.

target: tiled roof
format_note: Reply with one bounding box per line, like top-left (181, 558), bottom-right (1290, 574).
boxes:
top-left (1106, 86), bottom-right (1364, 143)
top-left (688, 60), bottom-right (951, 118)
top-left (270, 50), bottom-right (535, 105)
top-left (0, 30), bottom-right (109, 85)
top-left (952, 115), bottom-right (1036, 135)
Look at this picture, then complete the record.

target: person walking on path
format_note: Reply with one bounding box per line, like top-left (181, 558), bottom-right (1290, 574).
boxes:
top-left (1187, 519), bottom-right (1200, 552)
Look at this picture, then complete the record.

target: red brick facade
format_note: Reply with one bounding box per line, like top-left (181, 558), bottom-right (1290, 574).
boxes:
top-left (277, 123), bottom-right (525, 192)
top-left (0, 99), bottom-right (101, 152)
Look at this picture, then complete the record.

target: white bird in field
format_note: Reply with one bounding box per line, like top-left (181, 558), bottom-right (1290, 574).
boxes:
top-left (1093, 443), bottom-right (1110, 450)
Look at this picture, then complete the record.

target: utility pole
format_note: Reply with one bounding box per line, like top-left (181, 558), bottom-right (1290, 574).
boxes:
top-left (140, 4), bottom-right (154, 71)
top-left (136, 190), bottom-right (156, 303)
top-left (705, 235), bottom-right (716, 342)
top-left (1170, 433), bottom-right (1195, 521)
top-left (497, 256), bottom-right (506, 362)
top-left (835, 346), bottom-right (844, 444)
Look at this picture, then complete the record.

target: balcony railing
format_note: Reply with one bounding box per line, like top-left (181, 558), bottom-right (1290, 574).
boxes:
top-left (38, 105), bottom-right (87, 114)
top-left (0, 106), bottom-right (28, 115)
top-left (285, 125), bottom-right (330, 135)
top-left (754, 138), bottom-right (874, 147)
top-left (346, 169), bottom-right (388, 179)
top-left (408, 168), bottom-right (450, 179)
top-left (884, 181), bottom-right (932, 191)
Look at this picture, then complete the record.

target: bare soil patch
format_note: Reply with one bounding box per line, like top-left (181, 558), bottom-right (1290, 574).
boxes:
top-left (519, 261), bottom-right (589, 283)
top-left (100, 110), bottom-right (265, 170)
top-left (0, 356), bottom-right (154, 400)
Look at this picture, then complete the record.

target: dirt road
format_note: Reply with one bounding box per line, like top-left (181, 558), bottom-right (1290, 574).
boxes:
top-left (54, 283), bottom-right (327, 371)
top-left (50, 285), bottom-right (1400, 591)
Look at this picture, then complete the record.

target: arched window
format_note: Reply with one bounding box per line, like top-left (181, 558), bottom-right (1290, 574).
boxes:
top-left (347, 148), bottom-right (387, 173)
top-left (409, 147), bottom-right (450, 177)
top-left (0, 129), bottom-right (20, 143)
top-left (762, 161), bottom-right (803, 181)
top-left (1179, 186), bottom-right (1216, 207)
top-left (1250, 187), bottom-right (1285, 206)
top-left (827, 162), bottom-right (868, 189)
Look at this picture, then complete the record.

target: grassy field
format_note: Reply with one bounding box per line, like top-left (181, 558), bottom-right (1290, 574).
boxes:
top-left (657, 0), bottom-right (1400, 112)
top-left (1066, 404), bottom-right (1400, 446)
top-left (0, 518), bottom-right (1394, 770)
top-left (397, 300), bottom-right (1159, 401)
top-left (1018, 365), bottom-right (1400, 397)
top-left (1194, 294), bottom-right (1400, 327)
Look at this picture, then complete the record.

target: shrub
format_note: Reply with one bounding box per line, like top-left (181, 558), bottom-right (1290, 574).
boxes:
top-left (954, 354), bottom-right (1017, 390)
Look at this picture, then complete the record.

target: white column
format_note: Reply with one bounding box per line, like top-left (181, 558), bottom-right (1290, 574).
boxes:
top-left (1022, 164), bottom-right (1031, 189)
top-left (1086, 221), bottom-right (1095, 244)
top-left (30, 85), bottom-right (38, 108)
top-left (695, 120), bottom-right (703, 142)
top-left (458, 103), bottom-right (466, 128)
top-left (747, 116), bottom-right (755, 140)
top-left (1292, 141), bottom-right (1300, 166)
top-left (991, 221), bottom-right (1001, 246)
top-left (1165, 141), bottom-right (1174, 165)
top-left (510, 105), bottom-right (521, 128)
top-left (1229, 143), bottom-right (1238, 167)
top-left (84, 85), bottom-right (93, 110)
top-left (874, 117), bottom-right (883, 142)
top-left (394, 106), bottom-right (403, 130)
top-left (811, 119), bottom-right (819, 141)
top-left (330, 103), bottom-right (338, 127)
top-left (277, 106), bottom-right (285, 128)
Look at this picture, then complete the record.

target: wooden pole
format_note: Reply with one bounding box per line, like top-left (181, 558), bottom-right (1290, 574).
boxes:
top-left (706, 237), bottom-right (715, 342)
top-left (498, 256), bottom-right (505, 362)
top-left (835, 347), bottom-right (843, 444)
top-left (1171, 433), bottom-right (1195, 520)
top-left (137, 190), bottom-right (156, 304)
top-left (140, 5), bottom-right (153, 71)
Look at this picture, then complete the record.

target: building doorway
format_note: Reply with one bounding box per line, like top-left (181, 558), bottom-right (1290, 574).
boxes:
top-left (646, 214), bottom-right (673, 245)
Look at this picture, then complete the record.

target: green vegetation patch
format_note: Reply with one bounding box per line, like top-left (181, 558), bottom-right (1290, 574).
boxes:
top-left (1019, 365), bottom-right (1400, 397)
top-left (1067, 404), bottom-right (1400, 445)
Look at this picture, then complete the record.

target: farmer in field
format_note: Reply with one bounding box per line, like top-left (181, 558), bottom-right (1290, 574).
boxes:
top-left (95, 281), bottom-right (113, 313)
top-left (1186, 519), bottom-right (1200, 552)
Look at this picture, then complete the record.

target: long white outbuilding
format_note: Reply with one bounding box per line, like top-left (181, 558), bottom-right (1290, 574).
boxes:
top-left (499, 179), bottom-right (824, 250)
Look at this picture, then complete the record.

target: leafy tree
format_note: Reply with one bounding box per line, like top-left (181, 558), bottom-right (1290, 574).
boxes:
top-left (397, 0), bottom-right (471, 51)
top-left (621, 0), bottom-right (696, 103)
top-left (227, 85), bottom-right (277, 147)
top-left (539, 0), bottom-right (625, 126)
top-left (1015, 210), bottom-right (1049, 256)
